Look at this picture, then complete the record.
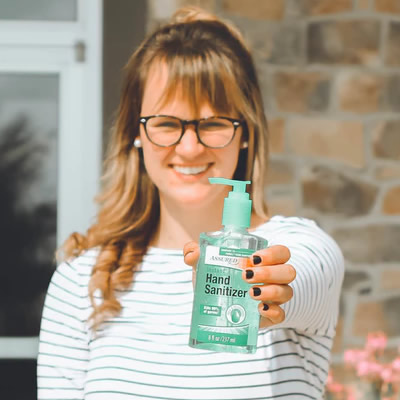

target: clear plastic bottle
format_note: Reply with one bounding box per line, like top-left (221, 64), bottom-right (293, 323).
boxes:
top-left (189, 178), bottom-right (268, 354)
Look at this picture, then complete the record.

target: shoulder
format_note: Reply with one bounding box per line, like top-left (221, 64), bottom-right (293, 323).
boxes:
top-left (66, 247), bottom-right (99, 271)
top-left (52, 247), bottom-right (99, 287)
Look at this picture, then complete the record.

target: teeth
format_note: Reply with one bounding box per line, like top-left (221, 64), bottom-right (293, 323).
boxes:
top-left (173, 165), bottom-right (209, 175)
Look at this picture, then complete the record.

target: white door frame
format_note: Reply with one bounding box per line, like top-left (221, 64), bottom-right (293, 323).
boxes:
top-left (0, 0), bottom-right (103, 358)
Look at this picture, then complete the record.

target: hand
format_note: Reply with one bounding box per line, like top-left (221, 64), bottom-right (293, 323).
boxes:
top-left (183, 242), bottom-right (296, 329)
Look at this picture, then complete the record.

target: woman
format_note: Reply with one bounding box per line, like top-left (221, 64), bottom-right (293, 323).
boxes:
top-left (37, 7), bottom-right (344, 400)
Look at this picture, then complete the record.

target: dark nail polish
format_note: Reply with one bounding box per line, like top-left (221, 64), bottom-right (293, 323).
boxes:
top-left (253, 287), bottom-right (261, 296)
top-left (263, 303), bottom-right (269, 311)
top-left (253, 255), bottom-right (261, 265)
top-left (246, 269), bottom-right (254, 279)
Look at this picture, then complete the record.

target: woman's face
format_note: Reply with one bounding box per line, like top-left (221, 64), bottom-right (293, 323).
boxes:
top-left (139, 62), bottom-right (243, 210)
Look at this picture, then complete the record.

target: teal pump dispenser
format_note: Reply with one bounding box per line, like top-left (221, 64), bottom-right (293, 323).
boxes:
top-left (209, 177), bottom-right (252, 229)
top-left (189, 178), bottom-right (268, 354)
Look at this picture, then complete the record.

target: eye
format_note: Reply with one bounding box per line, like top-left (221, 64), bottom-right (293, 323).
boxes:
top-left (202, 122), bottom-right (225, 129)
top-left (149, 117), bottom-right (181, 130)
top-left (157, 121), bottom-right (179, 128)
top-left (200, 119), bottom-right (231, 131)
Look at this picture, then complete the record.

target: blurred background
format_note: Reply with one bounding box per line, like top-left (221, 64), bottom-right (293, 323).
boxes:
top-left (0, 0), bottom-right (399, 398)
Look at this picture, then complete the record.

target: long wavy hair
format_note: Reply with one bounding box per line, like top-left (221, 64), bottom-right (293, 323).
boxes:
top-left (62, 7), bottom-right (270, 329)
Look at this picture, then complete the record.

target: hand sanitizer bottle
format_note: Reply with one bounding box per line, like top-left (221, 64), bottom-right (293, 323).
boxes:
top-left (189, 177), bottom-right (268, 354)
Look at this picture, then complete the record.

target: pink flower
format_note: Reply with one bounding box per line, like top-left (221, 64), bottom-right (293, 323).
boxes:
top-left (356, 360), bottom-right (384, 378)
top-left (327, 382), bottom-right (345, 394)
top-left (366, 331), bottom-right (387, 354)
top-left (346, 387), bottom-right (356, 400)
top-left (326, 370), bottom-right (345, 394)
top-left (344, 349), bottom-right (368, 367)
top-left (381, 367), bottom-right (395, 383)
top-left (392, 357), bottom-right (400, 372)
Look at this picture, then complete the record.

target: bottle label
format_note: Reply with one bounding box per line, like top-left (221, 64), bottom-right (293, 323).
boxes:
top-left (191, 245), bottom-right (258, 347)
top-left (204, 246), bottom-right (254, 269)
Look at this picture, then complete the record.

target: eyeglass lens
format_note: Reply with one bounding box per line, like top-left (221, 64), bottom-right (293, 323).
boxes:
top-left (145, 116), bottom-right (236, 147)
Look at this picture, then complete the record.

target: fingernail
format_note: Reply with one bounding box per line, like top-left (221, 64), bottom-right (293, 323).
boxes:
top-left (263, 303), bottom-right (269, 311)
top-left (245, 269), bottom-right (254, 279)
top-left (253, 287), bottom-right (261, 296)
top-left (253, 255), bottom-right (261, 265)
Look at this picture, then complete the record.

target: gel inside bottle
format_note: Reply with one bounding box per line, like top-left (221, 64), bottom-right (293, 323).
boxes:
top-left (189, 178), bottom-right (268, 354)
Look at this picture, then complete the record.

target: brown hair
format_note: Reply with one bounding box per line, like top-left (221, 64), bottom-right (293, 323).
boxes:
top-left (62, 6), bottom-right (269, 329)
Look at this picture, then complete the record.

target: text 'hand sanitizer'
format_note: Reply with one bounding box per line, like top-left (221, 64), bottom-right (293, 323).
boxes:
top-left (189, 178), bottom-right (268, 354)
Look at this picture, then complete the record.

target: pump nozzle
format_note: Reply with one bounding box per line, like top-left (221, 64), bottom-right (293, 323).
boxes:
top-left (209, 178), bottom-right (252, 228)
top-left (209, 178), bottom-right (251, 193)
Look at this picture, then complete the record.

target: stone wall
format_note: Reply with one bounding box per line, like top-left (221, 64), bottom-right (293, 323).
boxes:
top-left (147, 0), bottom-right (400, 369)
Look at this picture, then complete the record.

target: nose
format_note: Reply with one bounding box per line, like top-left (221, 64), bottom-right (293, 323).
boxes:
top-left (174, 124), bottom-right (206, 156)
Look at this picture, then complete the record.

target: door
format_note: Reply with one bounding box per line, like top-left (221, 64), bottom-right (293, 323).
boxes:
top-left (0, 0), bottom-right (102, 373)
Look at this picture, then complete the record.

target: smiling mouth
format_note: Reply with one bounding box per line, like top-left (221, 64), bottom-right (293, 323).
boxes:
top-left (171, 164), bottom-right (212, 175)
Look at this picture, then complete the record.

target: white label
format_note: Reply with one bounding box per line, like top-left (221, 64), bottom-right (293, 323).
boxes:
top-left (205, 246), bottom-right (241, 268)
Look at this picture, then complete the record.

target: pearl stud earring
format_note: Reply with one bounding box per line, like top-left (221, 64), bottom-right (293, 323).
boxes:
top-left (133, 137), bottom-right (142, 148)
top-left (241, 141), bottom-right (248, 149)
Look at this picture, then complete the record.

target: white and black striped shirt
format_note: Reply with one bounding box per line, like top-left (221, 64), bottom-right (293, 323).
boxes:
top-left (38, 216), bottom-right (344, 400)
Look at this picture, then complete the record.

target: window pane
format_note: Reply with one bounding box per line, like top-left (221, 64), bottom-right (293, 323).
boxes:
top-left (0, 73), bottom-right (58, 336)
top-left (0, 0), bottom-right (77, 21)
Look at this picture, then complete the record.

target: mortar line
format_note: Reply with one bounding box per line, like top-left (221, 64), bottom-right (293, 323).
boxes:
top-left (379, 10), bottom-right (389, 68)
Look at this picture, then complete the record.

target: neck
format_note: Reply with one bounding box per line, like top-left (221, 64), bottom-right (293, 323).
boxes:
top-left (151, 198), bottom-right (225, 249)
top-left (150, 197), bottom-right (267, 250)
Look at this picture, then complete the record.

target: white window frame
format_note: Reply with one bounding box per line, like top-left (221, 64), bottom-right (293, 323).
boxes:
top-left (0, 0), bottom-right (103, 358)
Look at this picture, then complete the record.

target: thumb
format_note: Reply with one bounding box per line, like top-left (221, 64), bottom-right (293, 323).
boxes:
top-left (183, 241), bottom-right (200, 269)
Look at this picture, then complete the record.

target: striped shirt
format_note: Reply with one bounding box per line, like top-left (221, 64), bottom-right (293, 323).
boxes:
top-left (37, 216), bottom-right (344, 400)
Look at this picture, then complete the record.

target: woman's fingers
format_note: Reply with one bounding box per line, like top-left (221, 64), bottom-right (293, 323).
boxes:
top-left (183, 241), bottom-right (200, 269)
top-left (184, 241), bottom-right (292, 326)
top-left (245, 246), bottom-right (294, 326)
top-left (252, 245), bottom-right (291, 266)
top-left (183, 242), bottom-right (293, 327)
top-left (249, 284), bottom-right (293, 305)
top-left (243, 264), bottom-right (296, 284)
top-left (259, 303), bottom-right (286, 328)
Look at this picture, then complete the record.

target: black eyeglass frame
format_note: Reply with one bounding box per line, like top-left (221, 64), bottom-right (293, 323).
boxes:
top-left (139, 114), bottom-right (244, 149)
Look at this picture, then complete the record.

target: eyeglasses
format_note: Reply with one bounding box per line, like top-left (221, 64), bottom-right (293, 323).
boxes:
top-left (139, 115), bottom-right (244, 149)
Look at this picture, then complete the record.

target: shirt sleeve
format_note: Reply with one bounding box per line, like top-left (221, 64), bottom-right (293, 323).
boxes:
top-left (269, 218), bottom-right (345, 336)
top-left (37, 260), bottom-right (90, 400)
